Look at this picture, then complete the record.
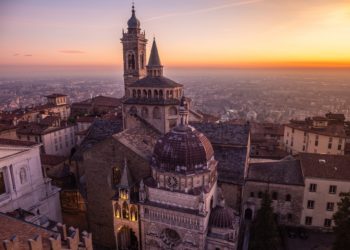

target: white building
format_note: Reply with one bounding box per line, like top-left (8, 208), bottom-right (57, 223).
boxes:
top-left (299, 153), bottom-right (350, 229)
top-left (284, 113), bottom-right (347, 155)
top-left (0, 139), bottom-right (62, 225)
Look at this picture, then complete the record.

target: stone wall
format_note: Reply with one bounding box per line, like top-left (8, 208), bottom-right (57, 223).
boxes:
top-left (84, 136), bottom-right (151, 248)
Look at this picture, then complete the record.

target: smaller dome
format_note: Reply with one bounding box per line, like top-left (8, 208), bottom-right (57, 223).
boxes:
top-left (128, 6), bottom-right (140, 29)
top-left (209, 206), bottom-right (235, 228)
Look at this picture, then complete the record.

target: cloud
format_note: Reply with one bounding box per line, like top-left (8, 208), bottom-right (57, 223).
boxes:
top-left (24, 54), bottom-right (32, 57)
top-left (59, 50), bottom-right (85, 54)
top-left (145, 0), bottom-right (263, 22)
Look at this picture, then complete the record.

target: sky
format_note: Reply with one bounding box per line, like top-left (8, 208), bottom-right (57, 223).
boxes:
top-left (1, 0), bottom-right (350, 71)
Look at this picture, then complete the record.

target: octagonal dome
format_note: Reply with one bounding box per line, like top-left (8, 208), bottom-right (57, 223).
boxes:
top-left (152, 125), bottom-right (214, 174)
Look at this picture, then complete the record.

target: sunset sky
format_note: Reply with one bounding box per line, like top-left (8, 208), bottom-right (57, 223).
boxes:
top-left (1, 0), bottom-right (350, 70)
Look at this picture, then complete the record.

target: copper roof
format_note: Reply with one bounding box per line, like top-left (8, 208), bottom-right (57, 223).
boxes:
top-left (153, 125), bottom-right (214, 174)
top-left (300, 153), bottom-right (350, 181)
top-left (131, 75), bottom-right (183, 88)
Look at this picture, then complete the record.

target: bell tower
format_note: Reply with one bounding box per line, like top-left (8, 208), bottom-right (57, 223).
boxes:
top-left (121, 4), bottom-right (147, 97)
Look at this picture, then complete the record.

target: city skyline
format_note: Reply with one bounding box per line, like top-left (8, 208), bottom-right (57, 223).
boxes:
top-left (1, 0), bottom-right (350, 73)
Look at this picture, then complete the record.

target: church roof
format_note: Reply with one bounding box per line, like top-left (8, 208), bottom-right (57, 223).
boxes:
top-left (209, 205), bottom-right (236, 228)
top-left (148, 39), bottom-right (162, 67)
top-left (131, 75), bottom-right (183, 88)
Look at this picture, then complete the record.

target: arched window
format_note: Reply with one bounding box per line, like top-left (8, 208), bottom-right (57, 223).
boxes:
top-left (170, 90), bottom-right (173, 98)
top-left (168, 106), bottom-right (177, 116)
top-left (132, 89), bottom-right (136, 98)
top-left (272, 192), bottom-right (278, 200)
top-left (153, 107), bottom-right (161, 119)
top-left (129, 106), bottom-right (137, 115)
top-left (19, 167), bottom-right (27, 184)
top-left (166, 90), bottom-right (169, 99)
top-left (114, 203), bottom-right (121, 218)
top-left (143, 90), bottom-right (147, 98)
top-left (130, 205), bottom-right (138, 221)
top-left (122, 201), bottom-right (129, 219)
top-left (258, 191), bottom-right (263, 198)
top-left (154, 90), bottom-right (159, 99)
top-left (137, 90), bottom-right (141, 98)
top-left (286, 194), bottom-right (292, 202)
top-left (148, 90), bottom-right (152, 98)
top-left (159, 90), bottom-right (163, 98)
top-left (141, 107), bottom-right (149, 118)
top-left (112, 167), bottom-right (121, 185)
top-left (127, 53), bottom-right (136, 70)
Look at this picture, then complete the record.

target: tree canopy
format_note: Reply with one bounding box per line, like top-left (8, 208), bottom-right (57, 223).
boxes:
top-left (333, 192), bottom-right (350, 250)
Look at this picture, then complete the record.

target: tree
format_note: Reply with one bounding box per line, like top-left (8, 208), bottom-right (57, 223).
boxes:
top-left (249, 191), bottom-right (280, 250)
top-left (333, 192), bottom-right (350, 250)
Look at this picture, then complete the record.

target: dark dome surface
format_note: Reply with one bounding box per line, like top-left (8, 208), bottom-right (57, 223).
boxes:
top-left (128, 7), bottom-right (140, 29)
top-left (209, 206), bottom-right (235, 228)
top-left (153, 125), bottom-right (214, 174)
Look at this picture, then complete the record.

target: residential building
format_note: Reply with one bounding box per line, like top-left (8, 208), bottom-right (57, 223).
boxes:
top-left (284, 113), bottom-right (347, 155)
top-left (300, 153), bottom-right (350, 229)
top-left (0, 139), bottom-right (62, 225)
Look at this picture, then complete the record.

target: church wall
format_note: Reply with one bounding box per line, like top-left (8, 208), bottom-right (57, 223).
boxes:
top-left (220, 182), bottom-right (242, 212)
top-left (84, 136), bottom-right (151, 248)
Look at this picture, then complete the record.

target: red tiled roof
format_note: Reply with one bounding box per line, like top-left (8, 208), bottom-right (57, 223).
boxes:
top-left (45, 93), bottom-right (67, 98)
top-left (0, 138), bottom-right (38, 147)
top-left (40, 154), bottom-right (67, 166)
top-left (300, 153), bottom-right (350, 181)
top-left (76, 116), bottom-right (96, 123)
top-left (0, 213), bottom-right (59, 250)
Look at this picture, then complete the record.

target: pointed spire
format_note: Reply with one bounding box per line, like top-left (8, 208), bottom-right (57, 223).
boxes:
top-left (119, 158), bottom-right (134, 188)
top-left (147, 38), bottom-right (163, 77)
top-left (148, 38), bottom-right (162, 66)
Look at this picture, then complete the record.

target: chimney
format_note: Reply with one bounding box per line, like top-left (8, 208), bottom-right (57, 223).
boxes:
top-left (82, 231), bottom-right (93, 250)
top-left (56, 223), bottom-right (67, 241)
top-left (67, 227), bottom-right (79, 250)
top-left (49, 234), bottom-right (61, 250)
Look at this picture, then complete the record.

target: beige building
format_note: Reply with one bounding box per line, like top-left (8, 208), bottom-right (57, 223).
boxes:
top-left (299, 153), bottom-right (350, 229)
top-left (284, 113), bottom-right (347, 155)
top-left (242, 158), bottom-right (304, 225)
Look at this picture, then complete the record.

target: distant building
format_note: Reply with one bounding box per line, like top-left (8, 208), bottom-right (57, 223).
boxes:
top-left (0, 124), bottom-right (17, 140)
top-left (284, 113), bottom-right (347, 155)
top-left (299, 153), bottom-right (350, 229)
top-left (0, 139), bottom-right (62, 225)
top-left (16, 116), bottom-right (75, 156)
top-left (0, 94), bottom-right (70, 126)
top-left (71, 95), bottom-right (122, 117)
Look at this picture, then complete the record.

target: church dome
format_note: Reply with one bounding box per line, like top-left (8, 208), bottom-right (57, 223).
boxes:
top-left (153, 125), bottom-right (214, 174)
top-left (209, 205), bottom-right (235, 228)
top-left (128, 6), bottom-right (140, 29)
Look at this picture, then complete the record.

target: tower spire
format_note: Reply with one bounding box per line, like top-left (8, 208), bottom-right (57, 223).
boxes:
top-left (146, 38), bottom-right (163, 77)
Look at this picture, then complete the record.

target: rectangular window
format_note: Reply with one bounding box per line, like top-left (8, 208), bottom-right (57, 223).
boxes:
top-left (309, 183), bottom-right (317, 192)
top-left (287, 213), bottom-right (293, 222)
top-left (315, 140), bottom-right (319, 146)
top-left (329, 137), bottom-right (333, 143)
top-left (324, 219), bottom-right (332, 227)
top-left (250, 192), bottom-right (254, 197)
top-left (292, 128), bottom-right (295, 133)
top-left (338, 144), bottom-right (342, 150)
top-left (0, 172), bottom-right (6, 195)
top-left (329, 185), bottom-right (337, 194)
top-left (302, 145), bottom-right (306, 151)
top-left (307, 200), bottom-right (315, 209)
top-left (305, 216), bottom-right (313, 225)
top-left (328, 143), bottom-right (332, 149)
top-left (286, 140), bottom-right (288, 145)
top-left (291, 140), bottom-right (294, 147)
top-left (326, 202), bottom-right (334, 211)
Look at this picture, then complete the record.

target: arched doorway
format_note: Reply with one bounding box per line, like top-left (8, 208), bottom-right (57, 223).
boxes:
top-left (244, 208), bottom-right (253, 220)
top-left (117, 226), bottom-right (138, 250)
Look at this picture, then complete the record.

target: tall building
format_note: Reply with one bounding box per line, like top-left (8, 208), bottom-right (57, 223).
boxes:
top-left (121, 5), bottom-right (147, 95)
